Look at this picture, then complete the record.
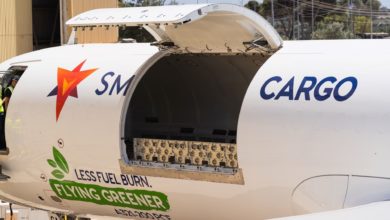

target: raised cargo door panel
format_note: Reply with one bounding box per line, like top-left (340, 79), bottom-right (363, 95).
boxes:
top-left (66, 4), bottom-right (283, 53)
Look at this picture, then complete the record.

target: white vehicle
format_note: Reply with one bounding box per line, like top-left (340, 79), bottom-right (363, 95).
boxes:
top-left (0, 3), bottom-right (388, 220)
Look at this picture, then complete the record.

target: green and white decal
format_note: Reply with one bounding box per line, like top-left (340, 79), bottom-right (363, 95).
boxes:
top-left (47, 147), bottom-right (170, 212)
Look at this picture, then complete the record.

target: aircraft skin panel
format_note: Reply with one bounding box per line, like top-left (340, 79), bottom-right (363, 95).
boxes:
top-left (2, 43), bottom-right (158, 168)
top-left (238, 39), bottom-right (390, 218)
top-left (0, 43), bottom-right (161, 216)
top-left (271, 201), bottom-right (390, 220)
top-left (0, 40), bottom-right (389, 219)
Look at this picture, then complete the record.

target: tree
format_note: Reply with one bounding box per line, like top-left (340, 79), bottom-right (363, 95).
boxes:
top-left (245, 0), bottom-right (261, 13)
top-left (168, 0), bottom-right (179, 5)
top-left (117, 0), bottom-right (159, 41)
top-left (246, 0), bottom-right (384, 39)
top-left (354, 16), bottom-right (372, 33)
top-left (139, 0), bottom-right (166, 6)
top-left (119, 0), bottom-right (137, 7)
top-left (118, 0), bottom-right (165, 7)
top-left (312, 21), bottom-right (355, 39)
top-left (247, 0), bottom-right (295, 39)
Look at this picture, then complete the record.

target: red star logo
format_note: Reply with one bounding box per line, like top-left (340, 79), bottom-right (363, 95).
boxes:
top-left (48, 60), bottom-right (98, 121)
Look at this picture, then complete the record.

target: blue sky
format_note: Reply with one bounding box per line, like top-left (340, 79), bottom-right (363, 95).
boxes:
top-left (381, 0), bottom-right (390, 7)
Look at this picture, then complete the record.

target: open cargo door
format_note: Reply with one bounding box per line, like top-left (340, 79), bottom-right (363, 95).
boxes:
top-left (67, 4), bottom-right (283, 184)
top-left (66, 4), bottom-right (283, 53)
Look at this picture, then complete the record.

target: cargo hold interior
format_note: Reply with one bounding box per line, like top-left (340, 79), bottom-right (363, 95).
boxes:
top-left (123, 53), bottom-right (270, 160)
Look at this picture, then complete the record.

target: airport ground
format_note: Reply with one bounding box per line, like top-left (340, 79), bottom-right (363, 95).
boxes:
top-left (0, 202), bottom-right (126, 220)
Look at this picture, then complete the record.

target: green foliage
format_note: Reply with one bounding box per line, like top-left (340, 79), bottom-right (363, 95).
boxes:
top-left (312, 22), bottom-right (355, 39)
top-left (245, 1), bottom-right (262, 13)
top-left (246, 0), bottom-right (386, 39)
top-left (354, 16), bottom-right (372, 33)
top-left (312, 14), bottom-right (372, 39)
top-left (117, 0), bottom-right (388, 39)
top-left (168, 0), bottom-right (178, 5)
top-left (118, 0), bottom-right (165, 41)
top-left (140, 0), bottom-right (165, 6)
top-left (322, 14), bottom-right (348, 23)
top-left (118, 0), bottom-right (134, 7)
top-left (363, 0), bottom-right (381, 11)
top-left (119, 27), bottom-right (156, 42)
top-left (118, 0), bottom-right (166, 7)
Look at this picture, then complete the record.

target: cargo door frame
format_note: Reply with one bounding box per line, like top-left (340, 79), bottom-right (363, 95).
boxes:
top-left (66, 4), bottom-right (283, 184)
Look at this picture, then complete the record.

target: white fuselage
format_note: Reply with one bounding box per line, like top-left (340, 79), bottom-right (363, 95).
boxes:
top-left (0, 39), bottom-right (389, 220)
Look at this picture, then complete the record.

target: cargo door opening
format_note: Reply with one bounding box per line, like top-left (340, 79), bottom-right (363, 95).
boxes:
top-left (120, 53), bottom-right (270, 184)
top-left (92, 3), bottom-right (285, 184)
top-left (0, 66), bottom-right (27, 154)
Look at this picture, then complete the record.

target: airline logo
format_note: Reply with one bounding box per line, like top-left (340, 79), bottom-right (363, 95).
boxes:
top-left (47, 146), bottom-right (170, 213)
top-left (48, 60), bottom-right (98, 121)
top-left (260, 76), bottom-right (358, 101)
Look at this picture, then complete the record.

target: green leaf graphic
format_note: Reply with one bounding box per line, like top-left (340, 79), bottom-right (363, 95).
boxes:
top-left (53, 147), bottom-right (69, 174)
top-left (47, 159), bottom-right (57, 168)
top-left (52, 170), bottom-right (65, 179)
